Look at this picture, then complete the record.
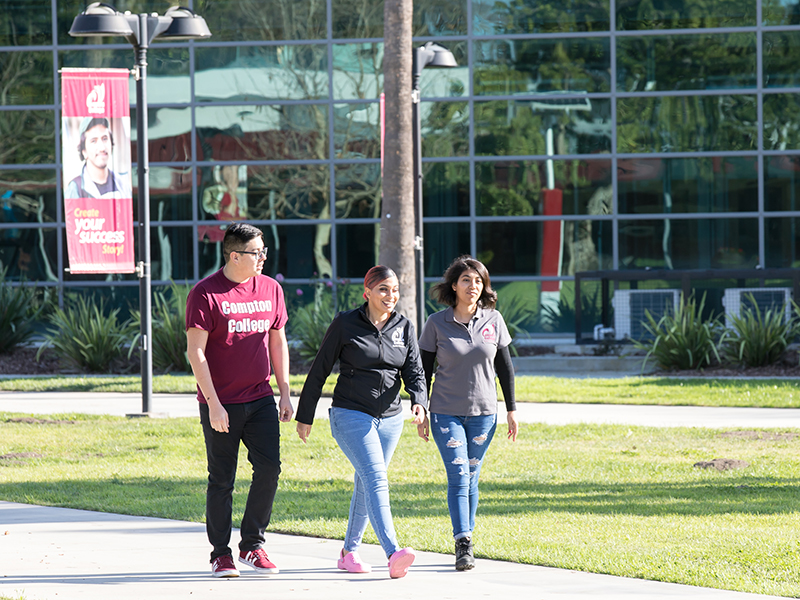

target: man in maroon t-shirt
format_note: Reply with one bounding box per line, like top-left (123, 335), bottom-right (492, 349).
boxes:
top-left (186, 222), bottom-right (293, 578)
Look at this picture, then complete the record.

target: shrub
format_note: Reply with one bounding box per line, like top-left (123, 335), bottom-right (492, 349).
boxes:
top-left (720, 295), bottom-right (799, 368)
top-left (291, 300), bottom-right (335, 363)
top-left (131, 282), bottom-right (192, 373)
top-left (37, 294), bottom-right (136, 373)
top-left (633, 294), bottom-right (723, 371)
top-left (0, 267), bottom-right (48, 354)
top-left (495, 293), bottom-right (537, 355)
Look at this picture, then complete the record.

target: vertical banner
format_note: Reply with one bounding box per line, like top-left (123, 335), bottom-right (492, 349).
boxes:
top-left (61, 68), bottom-right (134, 274)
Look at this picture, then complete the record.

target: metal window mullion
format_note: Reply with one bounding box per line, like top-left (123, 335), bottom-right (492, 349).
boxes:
top-left (610, 0), bottom-right (619, 271)
top-left (757, 0), bottom-right (766, 268)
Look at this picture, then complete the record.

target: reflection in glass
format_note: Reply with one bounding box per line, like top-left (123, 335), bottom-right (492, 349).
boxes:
top-left (249, 165), bottom-right (329, 220)
top-left (476, 220), bottom-right (611, 276)
top-left (59, 48), bottom-right (133, 70)
top-left (132, 107), bottom-right (192, 163)
top-left (765, 156), bottom-right (800, 212)
top-left (334, 103), bottom-right (379, 159)
top-left (0, 52), bottom-right (53, 105)
top-left (196, 0), bottom-right (326, 41)
top-left (476, 159), bottom-right (613, 217)
top-left (475, 99), bottom-right (611, 156)
top-left (0, 110), bottom-right (54, 165)
top-left (2, 0), bottom-right (51, 45)
top-left (335, 164), bottom-right (380, 218)
top-left (151, 226), bottom-right (193, 282)
top-left (0, 226), bottom-right (56, 281)
top-left (617, 34), bottom-right (756, 92)
top-left (414, 0), bottom-right (467, 36)
top-left (196, 104), bottom-right (328, 161)
top-left (473, 0), bottom-right (610, 34)
top-left (422, 101), bottom-right (469, 158)
top-left (332, 0), bottom-right (385, 38)
top-left (763, 0), bottom-right (800, 26)
top-left (616, 0), bottom-right (755, 30)
top-left (618, 157), bottom-right (758, 214)
top-left (493, 281), bottom-right (553, 335)
top-left (765, 218), bottom-right (800, 268)
top-left (618, 218), bottom-right (758, 270)
top-left (419, 42), bottom-right (468, 98)
top-left (474, 38), bottom-right (610, 96)
top-left (425, 221), bottom-right (471, 276)
top-left (134, 166), bottom-right (193, 221)
top-left (0, 169), bottom-right (57, 224)
top-left (199, 223), bottom-right (325, 279)
top-left (197, 45), bottom-right (327, 102)
top-left (332, 0), bottom-right (467, 38)
top-left (617, 95), bottom-right (757, 153)
top-left (138, 48), bottom-right (191, 105)
top-left (333, 44), bottom-right (383, 100)
top-left (764, 93), bottom-right (800, 150)
top-left (336, 223), bottom-right (381, 278)
top-left (764, 32), bottom-right (800, 88)
top-left (423, 162), bottom-right (469, 217)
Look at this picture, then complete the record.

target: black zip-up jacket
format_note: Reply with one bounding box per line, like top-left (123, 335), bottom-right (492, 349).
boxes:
top-left (296, 304), bottom-right (427, 425)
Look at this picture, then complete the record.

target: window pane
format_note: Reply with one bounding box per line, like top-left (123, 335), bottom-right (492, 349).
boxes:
top-left (336, 223), bottom-right (380, 278)
top-left (475, 99), bottom-right (611, 156)
top-left (199, 223), bottom-right (326, 279)
top-left (473, 0), bottom-right (610, 34)
top-left (151, 226), bottom-right (193, 282)
top-left (423, 162), bottom-right (469, 217)
top-left (764, 93), bottom-right (800, 150)
top-left (422, 101), bottom-right (469, 158)
top-left (765, 156), bottom-right (800, 212)
top-left (196, 104), bottom-right (328, 161)
top-left (616, 0), bottom-right (755, 30)
top-left (764, 32), bottom-right (800, 88)
top-left (335, 163), bottom-right (380, 218)
top-left (333, 43), bottom-right (383, 100)
top-left (618, 218), bottom-right (758, 270)
top-left (617, 34), bottom-right (756, 92)
top-left (196, 0), bottom-right (326, 41)
top-left (618, 157), bottom-right (758, 214)
top-left (419, 42), bottom-right (468, 98)
top-left (59, 48), bottom-right (133, 70)
top-left (617, 95), bottom-right (757, 153)
top-left (765, 217), bottom-right (800, 267)
top-left (493, 281), bottom-right (549, 334)
top-left (763, 0), bottom-right (800, 25)
top-left (414, 0), bottom-right (467, 36)
top-left (332, 0), bottom-right (385, 38)
top-left (0, 226), bottom-right (57, 281)
top-left (425, 221), bottom-right (471, 276)
top-left (474, 38), bottom-right (611, 96)
top-left (0, 110), bottom-right (54, 165)
top-left (130, 106), bottom-right (191, 163)
top-left (0, 52), bottom-right (53, 105)
top-left (197, 45), bottom-right (327, 102)
top-left (2, 0), bottom-right (51, 45)
top-left (476, 159), bottom-right (613, 217)
top-left (334, 102), bottom-right (379, 159)
top-left (0, 169), bottom-right (57, 224)
top-left (141, 48), bottom-right (191, 105)
top-left (477, 220), bottom-right (612, 276)
top-left (136, 166), bottom-right (193, 221)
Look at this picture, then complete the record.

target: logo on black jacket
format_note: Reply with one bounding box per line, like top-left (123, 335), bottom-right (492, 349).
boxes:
top-left (391, 327), bottom-right (405, 348)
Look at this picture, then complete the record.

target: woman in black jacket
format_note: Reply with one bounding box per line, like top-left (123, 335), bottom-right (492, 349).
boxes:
top-left (296, 265), bottom-right (427, 579)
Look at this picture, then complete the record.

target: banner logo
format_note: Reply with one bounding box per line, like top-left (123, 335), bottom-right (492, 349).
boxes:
top-left (86, 84), bottom-right (106, 114)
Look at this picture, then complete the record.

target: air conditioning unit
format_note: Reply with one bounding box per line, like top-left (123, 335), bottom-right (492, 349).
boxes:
top-left (722, 288), bottom-right (792, 328)
top-left (612, 289), bottom-right (680, 340)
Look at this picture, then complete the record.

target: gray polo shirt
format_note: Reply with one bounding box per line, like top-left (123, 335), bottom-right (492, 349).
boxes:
top-left (419, 306), bottom-right (512, 416)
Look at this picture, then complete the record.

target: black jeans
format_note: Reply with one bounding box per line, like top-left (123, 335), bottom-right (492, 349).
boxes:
top-left (199, 396), bottom-right (281, 560)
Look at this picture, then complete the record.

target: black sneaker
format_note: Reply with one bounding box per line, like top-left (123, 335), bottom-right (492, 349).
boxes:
top-left (455, 537), bottom-right (475, 571)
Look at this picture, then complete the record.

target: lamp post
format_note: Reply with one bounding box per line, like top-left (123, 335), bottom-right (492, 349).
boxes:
top-left (412, 42), bottom-right (456, 334)
top-left (69, 3), bottom-right (211, 415)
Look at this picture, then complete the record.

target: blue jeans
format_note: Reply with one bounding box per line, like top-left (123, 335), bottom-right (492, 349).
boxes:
top-left (430, 413), bottom-right (497, 540)
top-left (329, 407), bottom-right (404, 558)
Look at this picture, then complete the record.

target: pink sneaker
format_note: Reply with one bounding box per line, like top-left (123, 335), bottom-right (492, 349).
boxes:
top-left (239, 548), bottom-right (279, 574)
top-left (211, 554), bottom-right (240, 578)
top-left (338, 549), bottom-right (372, 573)
top-left (387, 547), bottom-right (416, 579)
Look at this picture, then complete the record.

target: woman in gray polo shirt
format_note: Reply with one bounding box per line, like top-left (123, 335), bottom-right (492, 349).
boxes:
top-left (418, 255), bottom-right (518, 572)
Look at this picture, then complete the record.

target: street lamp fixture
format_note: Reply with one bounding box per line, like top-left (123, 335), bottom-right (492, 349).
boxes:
top-left (412, 42), bottom-right (457, 334)
top-left (70, 2), bottom-right (211, 415)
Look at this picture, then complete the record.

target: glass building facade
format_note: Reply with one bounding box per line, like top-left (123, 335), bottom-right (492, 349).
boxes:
top-left (2, 0), bottom-right (800, 335)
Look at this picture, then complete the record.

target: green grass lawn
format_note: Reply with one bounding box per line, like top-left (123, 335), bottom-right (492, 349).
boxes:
top-left (1, 374), bottom-right (799, 409)
top-left (1, 413), bottom-right (798, 596)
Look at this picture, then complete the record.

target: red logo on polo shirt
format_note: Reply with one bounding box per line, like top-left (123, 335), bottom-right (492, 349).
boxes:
top-left (481, 324), bottom-right (496, 343)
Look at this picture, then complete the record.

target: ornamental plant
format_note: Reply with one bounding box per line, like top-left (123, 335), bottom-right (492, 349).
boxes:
top-left (131, 282), bottom-right (192, 373)
top-left (720, 295), bottom-right (799, 368)
top-left (0, 267), bottom-right (48, 354)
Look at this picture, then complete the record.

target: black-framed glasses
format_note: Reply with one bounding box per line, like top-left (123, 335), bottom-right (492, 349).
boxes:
top-left (236, 248), bottom-right (268, 259)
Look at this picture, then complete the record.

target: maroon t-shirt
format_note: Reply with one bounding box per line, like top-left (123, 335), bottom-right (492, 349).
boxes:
top-left (186, 269), bottom-right (288, 404)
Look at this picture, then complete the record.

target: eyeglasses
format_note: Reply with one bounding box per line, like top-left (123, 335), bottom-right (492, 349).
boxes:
top-left (236, 248), bottom-right (268, 259)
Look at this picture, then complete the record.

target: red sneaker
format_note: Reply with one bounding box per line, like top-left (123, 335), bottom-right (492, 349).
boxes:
top-left (239, 548), bottom-right (279, 574)
top-left (211, 554), bottom-right (240, 578)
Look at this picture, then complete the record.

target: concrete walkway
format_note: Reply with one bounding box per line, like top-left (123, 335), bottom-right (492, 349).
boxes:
top-left (1, 391), bottom-right (798, 599)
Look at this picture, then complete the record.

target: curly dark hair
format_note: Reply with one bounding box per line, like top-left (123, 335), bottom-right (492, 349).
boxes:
top-left (430, 255), bottom-right (497, 309)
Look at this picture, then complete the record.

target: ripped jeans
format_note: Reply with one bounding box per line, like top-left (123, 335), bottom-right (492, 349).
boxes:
top-left (430, 413), bottom-right (497, 540)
